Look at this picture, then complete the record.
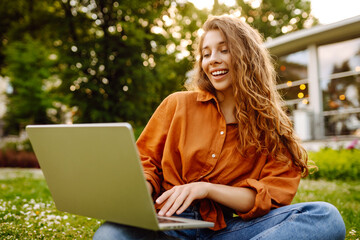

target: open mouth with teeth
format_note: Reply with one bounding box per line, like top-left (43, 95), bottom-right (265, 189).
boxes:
top-left (211, 70), bottom-right (229, 76)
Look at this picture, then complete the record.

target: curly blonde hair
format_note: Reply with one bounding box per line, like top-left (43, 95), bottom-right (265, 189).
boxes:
top-left (189, 15), bottom-right (309, 177)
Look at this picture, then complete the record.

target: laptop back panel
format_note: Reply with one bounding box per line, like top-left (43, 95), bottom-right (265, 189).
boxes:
top-left (26, 123), bottom-right (160, 230)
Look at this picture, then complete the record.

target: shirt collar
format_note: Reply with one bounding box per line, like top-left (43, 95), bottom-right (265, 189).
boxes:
top-left (196, 90), bottom-right (217, 102)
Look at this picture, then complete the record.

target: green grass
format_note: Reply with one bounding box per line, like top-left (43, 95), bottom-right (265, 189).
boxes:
top-left (0, 169), bottom-right (102, 239)
top-left (293, 179), bottom-right (360, 239)
top-left (0, 168), bottom-right (359, 239)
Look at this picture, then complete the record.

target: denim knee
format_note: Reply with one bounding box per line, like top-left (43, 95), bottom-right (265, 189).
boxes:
top-left (316, 202), bottom-right (346, 238)
top-left (300, 201), bottom-right (346, 240)
top-left (249, 202), bottom-right (346, 240)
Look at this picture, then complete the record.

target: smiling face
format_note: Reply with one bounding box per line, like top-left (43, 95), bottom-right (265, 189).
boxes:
top-left (201, 30), bottom-right (233, 96)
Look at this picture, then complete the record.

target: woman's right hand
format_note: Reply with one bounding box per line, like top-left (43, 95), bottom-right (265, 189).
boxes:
top-left (156, 182), bottom-right (210, 217)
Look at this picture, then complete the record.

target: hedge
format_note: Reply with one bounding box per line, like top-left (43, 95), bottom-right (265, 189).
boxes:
top-left (307, 148), bottom-right (360, 181)
top-left (0, 150), bottom-right (39, 168)
top-left (0, 138), bottom-right (39, 168)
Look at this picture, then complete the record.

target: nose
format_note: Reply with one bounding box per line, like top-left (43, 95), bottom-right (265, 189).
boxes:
top-left (209, 52), bottom-right (221, 65)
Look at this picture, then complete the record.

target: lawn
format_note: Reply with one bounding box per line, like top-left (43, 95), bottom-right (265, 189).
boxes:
top-left (0, 168), bottom-right (359, 239)
top-left (0, 168), bottom-right (102, 239)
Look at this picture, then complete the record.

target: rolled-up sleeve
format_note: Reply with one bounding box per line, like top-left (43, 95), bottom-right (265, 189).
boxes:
top-left (235, 155), bottom-right (301, 220)
top-left (136, 94), bottom-right (176, 198)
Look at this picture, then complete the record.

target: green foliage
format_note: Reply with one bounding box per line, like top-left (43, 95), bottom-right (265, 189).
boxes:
top-left (211, 0), bottom-right (317, 40)
top-left (0, 0), bottom-right (316, 135)
top-left (52, 0), bottom-right (177, 125)
top-left (3, 36), bottom-right (55, 134)
top-left (307, 148), bottom-right (360, 180)
top-left (1, 138), bottom-right (33, 152)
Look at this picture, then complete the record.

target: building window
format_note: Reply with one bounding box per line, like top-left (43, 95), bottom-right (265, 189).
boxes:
top-left (318, 37), bottom-right (360, 136)
top-left (276, 50), bottom-right (309, 116)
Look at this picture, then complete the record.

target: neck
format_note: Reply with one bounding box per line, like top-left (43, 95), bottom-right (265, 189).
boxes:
top-left (216, 88), bottom-right (236, 124)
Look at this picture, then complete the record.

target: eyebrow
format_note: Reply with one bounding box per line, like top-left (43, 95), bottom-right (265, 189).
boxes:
top-left (202, 41), bottom-right (227, 50)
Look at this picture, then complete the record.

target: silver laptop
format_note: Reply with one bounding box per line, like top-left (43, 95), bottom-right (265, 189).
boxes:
top-left (26, 123), bottom-right (214, 231)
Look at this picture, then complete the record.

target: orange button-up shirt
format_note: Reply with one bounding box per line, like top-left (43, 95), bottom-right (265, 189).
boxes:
top-left (136, 91), bottom-right (301, 230)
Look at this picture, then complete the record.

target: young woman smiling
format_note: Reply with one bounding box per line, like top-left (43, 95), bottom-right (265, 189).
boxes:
top-left (93, 15), bottom-right (346, 240)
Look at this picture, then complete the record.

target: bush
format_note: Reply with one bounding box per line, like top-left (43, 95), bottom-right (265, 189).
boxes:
top-left (2, 138), bottom-right (33, 152)
top-left (0, 150), bottom-right (39, 168)
top-left (307, 148), bottom-right (360, 180)
top-left (0, 138), bottom-right (39, 168)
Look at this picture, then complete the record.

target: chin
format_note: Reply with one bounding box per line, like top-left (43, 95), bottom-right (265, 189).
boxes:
top-left (213, 85), bottom-right (231, 92)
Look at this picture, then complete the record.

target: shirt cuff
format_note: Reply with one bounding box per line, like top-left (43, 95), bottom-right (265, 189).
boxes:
top-left (144, 172), bottom-right (161, 198)
top-left (235, 179), bottom-right (272, 220)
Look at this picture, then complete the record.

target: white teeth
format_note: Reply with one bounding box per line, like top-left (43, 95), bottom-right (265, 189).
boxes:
top-left (211, 70), bottom-right (228, 76)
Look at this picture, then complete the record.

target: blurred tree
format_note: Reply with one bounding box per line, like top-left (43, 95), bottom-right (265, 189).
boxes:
top-left (0, 0), bottom-right (317, 135)
top-left (208, 0), bottom-right (317, 39)
top-left (236, 0), bottom-right (317, 39)
top-left (3, 37), bottom-right (55, 134)
top-left (50, 0), bottom-right (178, 125)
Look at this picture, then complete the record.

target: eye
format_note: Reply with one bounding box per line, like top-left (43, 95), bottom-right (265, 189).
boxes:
top-left (221, 49), bottom-right (229, 54)
top-left (202, 50), bottom-right (210, 58)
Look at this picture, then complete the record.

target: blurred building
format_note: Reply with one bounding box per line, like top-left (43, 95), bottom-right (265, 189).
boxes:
top-left (265, 15), bottom-right (360, 148)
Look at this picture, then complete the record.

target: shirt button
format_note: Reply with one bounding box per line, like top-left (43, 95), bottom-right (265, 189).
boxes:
top-left (220, 131), bottom-right (224, 135)
top-left (212, 154), bottom-right (216, 158)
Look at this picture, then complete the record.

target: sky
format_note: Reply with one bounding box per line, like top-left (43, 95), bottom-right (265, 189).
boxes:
top-left (188, 0), bottom-right (360, 24)
top-left (310, 0), bottom-right (360, 24)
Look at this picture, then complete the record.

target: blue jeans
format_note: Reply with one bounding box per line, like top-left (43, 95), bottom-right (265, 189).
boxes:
top-left (93, 202), bottom-right (346, 240)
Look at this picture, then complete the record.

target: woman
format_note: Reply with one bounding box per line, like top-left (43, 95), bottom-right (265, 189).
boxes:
top-left (94, 15), bottom-right (345, 239)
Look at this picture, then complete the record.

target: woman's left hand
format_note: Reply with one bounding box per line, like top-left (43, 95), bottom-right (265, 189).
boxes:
top-left (156, 182), bottom-right (210, 217)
